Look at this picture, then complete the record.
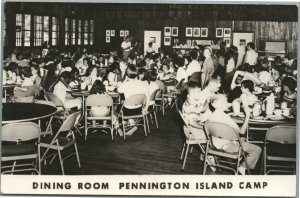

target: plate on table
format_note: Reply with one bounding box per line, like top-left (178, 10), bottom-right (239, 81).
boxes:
top-left (231, 112), bottom-right (245, 117)
top-left (269, 115), bottom-right (285, 121)
top-left (251, 115), bottom-right (264, 120)
top-left (262, 90), bottom-right (272, 93)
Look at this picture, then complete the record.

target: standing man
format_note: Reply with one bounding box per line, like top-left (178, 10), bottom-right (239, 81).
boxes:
top-left (121, 36), bottom-right (132, 61)
top-left (243, 42), bottom-right (258, 66)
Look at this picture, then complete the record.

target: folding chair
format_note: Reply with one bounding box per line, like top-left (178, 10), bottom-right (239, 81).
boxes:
top-left (118, 94), bottom-right (148, 140)
top-left (146, 89), bottom-right (160, 133)
top-left (179, 111), bottom-right (208, 171)
top-left (263, 125), bottom-right (296, 175)
top-left (162, 78), bottom-right (184, 115)
top-left (1, 122), bottom-right (41, 174)
top-left (203, 121), bottom-right (251, 175)
top-left (85, 94), bottom-right (114, 141)
top-left (39, 112), bottom-right (81, 175)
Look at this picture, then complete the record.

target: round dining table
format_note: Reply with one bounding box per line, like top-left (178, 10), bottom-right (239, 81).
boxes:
top-left (2, 102), bottom-right (57, 124)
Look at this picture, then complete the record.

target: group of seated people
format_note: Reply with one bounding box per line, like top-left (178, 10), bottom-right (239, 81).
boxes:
top-left (2, 40), bottom-right (297, 174)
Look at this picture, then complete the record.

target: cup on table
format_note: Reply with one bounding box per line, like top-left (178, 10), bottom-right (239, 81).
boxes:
top-left (281, 102), bottom-right (288, 110)
top-left (255, 87), bottom-right (262, 93)
top-left (252, 108), bottom-right (261, 117)
top-left (81, 82), bottom-right (87, 90)
top-left (232, 100), bottom-right (240, 115)
top-left (282, 108), bottom-right (291, 117)
top-left (273, 109), bottom-right (282, 117)
top-left (87, 85), bottom-right (92, 91)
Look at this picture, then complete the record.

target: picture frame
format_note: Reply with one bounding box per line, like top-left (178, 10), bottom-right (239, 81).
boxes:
top-left (164, 37), bottom-right (171, 46)
top-left (120, 30), bottom-right (125, 37)
top-left (124, 30), bottom-right (129, 36)
top-left (110, 30), bottom-right (115, 37)
top-left (186, 27), bottom-right (193, 37)
top-left (224, 28), bottom-right (231, 37)
top-left (216, 28), bottom-right (223, 37)
top-left (150, 37), bottom-right (156, 43)
top-left (223, 37), bottom-right (231, 47)
top-left (193, 27), bottom-right (200, 37)
top-left (171, 27), bottom-right (178, 36)
top-left (201, 28), bottom-right (208, 37)
top-left (106, 36), bottom-right (110, 43)
top-left (106, 30), bottom-right (111, 37)
top-left (164, 27), bottom-right (171, 36)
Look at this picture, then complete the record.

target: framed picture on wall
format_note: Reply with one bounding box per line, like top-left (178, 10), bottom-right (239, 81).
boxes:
top-left (164, 37), bottom-right (171, 46)
top-left (224, 28), bottom-right (231, 37)
top-left (172, 27), bottom-right (178, 36)
top-left (106, 37), bottom-right (110, 43)
top-left (106, 30), bottom-right (111, 37)
top-left (120, 30), bottom-right (125, 37)
top-left (186, 27), bottom-right (192, 37)
top-left (111, 30), bottom-right (115, 37)
top-left (193, 27), bottom-right (200, 37)
top-left (201, 28), bottom-right (208, 37)
top-left (125, 30), bottom-right (129, 36)
top-left (164, 27), bottom-right (171, 36)
top-left (216, 28), bottom-right (223, 37)
top-left (223, 38), bottom-right (231, 47)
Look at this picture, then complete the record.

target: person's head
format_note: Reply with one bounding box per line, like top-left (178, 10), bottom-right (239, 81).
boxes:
top-left (161, 64), bottom-right (170, 72)
top-left (127, 54), bottom-right (135, 64)
top-left (282, 77), bottom-right (297, 93)
top-left (175, 57), bottom-right (185, 68)
top-left (287, 53), bottom-right (293, 60)
top-left (60, 71), bottom-right (72, 84)
top-left (83, 57), bottom-right (90, 66)
top-left (20, 67), bottom-right (31, 79)
top-left (274, 56), bottom-right (282, 64)
top-left (247, 42), bottom-right (255, 51)
top-left (148, 42), bottom-right (153, 47)
top-left (206, 78), bottom-right (221, 93)
top-left (186, 80), bottom-right (201, 97)
top-left (5, 62), bottom-right (18, 72)
top-left (190, 51), bottom-right (198, 60)
top-left (147, 69), bottom-right (158, 82)
top-left (138, 67), bottom-right (147, 80)
top-left (211, 94), bottom-right (228, 111)
top-left (109, 62), bottom-right (121, 74)
top-left (241, 80), bottom-right (254, 93)
top-left (203, 47), bottom-right (212, 58)
top-left (31, 65), bottom-right (40, 76)
top-left (125, 36), bottom-right (130, 42)
top-left (126, 64), bottom-right (138, 79)
top-left (90, 80), bottom-right (106, 95)
top-left (71, 67), bottom-right (80, 80)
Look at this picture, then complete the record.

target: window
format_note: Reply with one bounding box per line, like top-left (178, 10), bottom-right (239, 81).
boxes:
top-left (90, 20), bottom-right (94, 45)
top-left (15, 14), bottom-right (31, 47)
top-left (65, 18), bottom-right (70, 45)
top-left (71, 19), bottom-right (76, 45)
top-left (83, 20), bottom-right (89, 45)
top-left (34, 15), bottom-right (50, 46)
top-left (3, 14), bottom-right (6, 47)
top-left (52, 17), bottom-right (59, 45)
top-left (77, 20), bottom-right (82, 45)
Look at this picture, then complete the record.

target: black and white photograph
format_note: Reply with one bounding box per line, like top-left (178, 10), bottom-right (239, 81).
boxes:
top-left (224, 28), bottom-right (231, 37)
top-left (193, 27), bottom-right (200, 37)
top-left (172, 27), bottom-right (178, 36)
top-left (110, 30), bottom-right (115, 37)
top-left (186, 27), bottom-right (193, 37)
top-left (164, 37), bottom-right (171, 46)
top-left (120, 30), bottom-right (125, 37)
top-left (105, 29), bottom-right (110, 37)
top-left (216, 28), bottom-right (224, 37)
top-left (164, 27), bottom-right (171, 36)
top-left (201, 27), bottom-right (208, 37)
top-left (0, 1), bottom-right (298, 197)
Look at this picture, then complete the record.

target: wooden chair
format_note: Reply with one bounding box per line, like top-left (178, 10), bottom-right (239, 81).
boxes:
top-left (203, 121), bottom-right (251, 175)
top-left (162, 78), bottom-right (184, 115)
top-left (39, 112), bottom-right (81, 175)
top-left (1, 122), bottom-right (41, 174)
top-left (263, 125), bottom-right (296, 175)
top-left (85, 94), bottom-right (114, 141)
top-left (146, 89), bottom-right (160, 133)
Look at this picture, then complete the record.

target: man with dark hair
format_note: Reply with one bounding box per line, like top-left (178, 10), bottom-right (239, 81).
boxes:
top-left (244, 42), bottom-right (258, 65)
top-left (186, 51), bottom-right (201, 78)
top-left (233, 79), bottom-right (258, 107)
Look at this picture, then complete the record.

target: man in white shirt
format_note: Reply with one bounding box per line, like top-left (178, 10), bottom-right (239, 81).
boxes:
top-left (175, 57), bottom-right (187, 83)
top-left (208, 94), bottom-right (261, 174)
top-left (186, 51), bottom-right (201, 79)
top-left (121, 36), bottom-right (132, 61)
top-left (244, 42), bottom-right (258, 65)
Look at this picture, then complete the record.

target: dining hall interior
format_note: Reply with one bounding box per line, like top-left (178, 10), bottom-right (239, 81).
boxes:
top-left (1, 2), bottom-right (298, 176)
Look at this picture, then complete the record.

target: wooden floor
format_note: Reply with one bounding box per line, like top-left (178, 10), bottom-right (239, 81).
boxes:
top-left (42, 108), bottom-right (262, 175)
